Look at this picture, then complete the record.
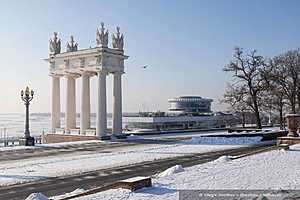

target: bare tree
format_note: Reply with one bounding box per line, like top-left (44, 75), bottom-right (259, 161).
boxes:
top-left (261, 59), bottom-right (287, 129)
top-left (261, 88), bottom-right (286, 129)
top-left (223, 47), bottom-right (267, 129)
top-left (222, 84), bottom-right (252, 127)
top-left (270, 49), bottom-right (300, 114)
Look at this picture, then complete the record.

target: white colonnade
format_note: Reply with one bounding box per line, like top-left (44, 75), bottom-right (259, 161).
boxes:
top-left (48, 23), bottom-right (128, 140)
top-left (51, 71), bottom-right (124, 138)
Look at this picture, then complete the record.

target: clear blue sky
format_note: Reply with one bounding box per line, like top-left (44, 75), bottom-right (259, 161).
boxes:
top-left (0, 0), bottom-right (299, 113)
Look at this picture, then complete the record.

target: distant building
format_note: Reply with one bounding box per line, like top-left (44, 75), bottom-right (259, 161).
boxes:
top-left (168, 96), bottom-right (213, 115)
top-left (123, 96), bottom-right (226, 132)
top-left (124, 115), bottom-right (221, 132)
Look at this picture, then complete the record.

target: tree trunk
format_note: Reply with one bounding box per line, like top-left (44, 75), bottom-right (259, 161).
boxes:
top-left (279, 107), bottom-right (283, 130)
top-left (254, 109), bottom-right (262, 129)
top-left (242, 112), bottom-right (245, 128)
top-left (291, 94), bottom-right (296, 114)
top-left (297, 90), bottom-right (300, 113)
top-left (252, 95), bottom-right (262, 129)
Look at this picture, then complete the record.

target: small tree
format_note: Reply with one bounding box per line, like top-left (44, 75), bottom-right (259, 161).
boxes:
top-left (223, 47), bottom-right (267, 129)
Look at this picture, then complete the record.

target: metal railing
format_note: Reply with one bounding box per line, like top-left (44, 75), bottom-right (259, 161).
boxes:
top-left (0, 127), bottom-right (42, 147)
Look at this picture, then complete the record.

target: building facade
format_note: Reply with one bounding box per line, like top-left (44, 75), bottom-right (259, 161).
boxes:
top-left (124, 115), bottom-right (225, 132)
top-left (123, 96), bottom-right (226, 132)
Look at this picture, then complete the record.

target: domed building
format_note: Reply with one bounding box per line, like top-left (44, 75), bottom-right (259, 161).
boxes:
top-left (168, 96), bottom-right (213, 115)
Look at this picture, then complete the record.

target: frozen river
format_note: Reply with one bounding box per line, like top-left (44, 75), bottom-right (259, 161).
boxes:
top-left (0, 113), bottom-right (113, 138)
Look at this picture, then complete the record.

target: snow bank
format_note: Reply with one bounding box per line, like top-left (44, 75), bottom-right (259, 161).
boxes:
top-left (213, 155), bottom-right (233, 163)
top-left (0, 145), bottom-right (37, 152)
top-left (73, 144), bottom-right (300, 200)
top-left (158, 165), bottom-right (184, 177)
top-left (51, 188), bottom-right (85, 200)
top-left (0, 140), bottom-right (102, 152)
top-left (127, 134), bottom-right (144, 140)
top-left (38, 140), bottom-right (102, 147)
top-left (25, 193), bottom-right (49, 200)
top-left (183, 136), bottom-right (263, 145)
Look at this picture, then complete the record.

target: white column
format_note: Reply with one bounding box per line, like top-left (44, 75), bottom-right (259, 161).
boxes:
top-left (51, 75), bottom-right (61, 133)
top-left (80, 73), bottom-right (91, 134)
top-left (96, 70), bottom-right (107, 138)
top-left (66, 75), bottom-right (76, 133)
top-left (112, 71), bottom-right (123, 135)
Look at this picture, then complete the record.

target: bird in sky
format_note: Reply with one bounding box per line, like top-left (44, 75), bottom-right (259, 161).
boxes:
top-left (141, 65), bottom-right (148, 69)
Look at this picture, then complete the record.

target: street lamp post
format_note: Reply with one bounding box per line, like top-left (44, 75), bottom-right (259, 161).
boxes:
top-left (19, 86), bottom-right (35, 146)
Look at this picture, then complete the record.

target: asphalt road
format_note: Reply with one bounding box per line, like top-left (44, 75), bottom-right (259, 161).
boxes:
top-left (0, 144), bottom-right (277, 200)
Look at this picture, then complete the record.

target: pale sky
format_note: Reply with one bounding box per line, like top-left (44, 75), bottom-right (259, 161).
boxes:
top-left (0, 0), bottom-right (299, 113)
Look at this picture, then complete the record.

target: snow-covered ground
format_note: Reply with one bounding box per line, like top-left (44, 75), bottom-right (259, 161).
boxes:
top-left (0, 140), bottom-right (104, 152)
top-left (142, 127), bottom-right (281, 140)
top-left (0, 127), bottom-right (279, 152)
top-left (182, 136), bottom-right (263, 145)
top-left (0, 135), bottom-right (266, 187)
top-left (63, 144), bottom-right (300, 200)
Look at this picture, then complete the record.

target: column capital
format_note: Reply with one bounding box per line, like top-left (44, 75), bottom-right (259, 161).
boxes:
top-left (80, 71), bottom-right (95, 77)
top-left (113, 71), bottom-right (125, 75)
top-left (65, 72), bottom-right (81, 79)
top-left (98, 69), bottom-right (109, 76)
top-left (49, 73), bottom-right (63, 78)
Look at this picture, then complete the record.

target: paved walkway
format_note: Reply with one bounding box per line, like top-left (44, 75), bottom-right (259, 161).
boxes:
top-left (0, 137), bottom-right (184, 162)
top-left (0, 142), bottom-right (133, 162)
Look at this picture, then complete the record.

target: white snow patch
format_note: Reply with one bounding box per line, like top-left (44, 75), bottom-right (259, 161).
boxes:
top-left (72, 144), bottom-right (300, 200)
top-left (70, 188), bottom-right (132, 200)
top-left (25, 193), bottom-right (49, 200)
top-left (183, 136), bottom-right (263, 145)
top-left (0, 145), bottom-right (37, 152)
top-left (38, 140), bottom-right (102, 147)
top-left (127, 134), bottom-right (144, 140)
top-left (0, 140), bottom-right (103, 152)
top-left (279, 149), bottom-right (287, 153)
top-left (51, 188), bottom-right (85, 200)
top-left (158, 165), bottom-right (184, 177)
top-left (213, 155), bottom-right (233, 163)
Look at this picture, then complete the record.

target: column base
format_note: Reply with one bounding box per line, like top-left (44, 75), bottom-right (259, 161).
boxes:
top-left (287, 132), bottom-right (299, 137)
top-left (99, 135), bottom-right (111, 140)
top-left (19, 137), bottom-right (35, 146)
top-left (55, 128), bottom-right (65, 134)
